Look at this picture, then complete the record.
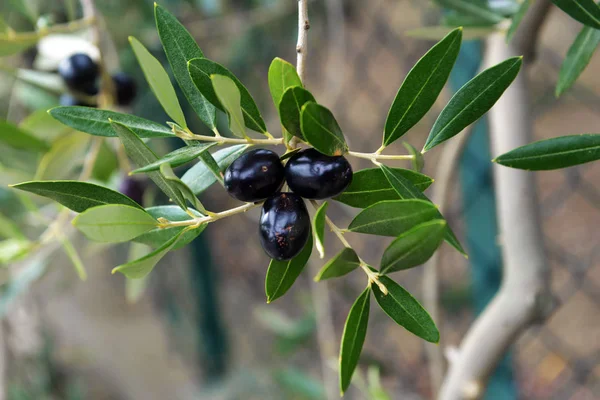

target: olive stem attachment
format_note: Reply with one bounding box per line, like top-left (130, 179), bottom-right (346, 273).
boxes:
top-left (308, 200), bottom-right (388, 294)
top-left (159, 201), bottom-right (262, 229)
top-left (347, 150), bottom-right (413, 162)
top-left (178, 129), bottom-right (285, 146)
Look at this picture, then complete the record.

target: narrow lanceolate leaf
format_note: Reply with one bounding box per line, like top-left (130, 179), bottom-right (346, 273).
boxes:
top-left (301, 103), bottom-right (348, 156)
top-left (556, 26), bottom-right (600, 97)
top-left (49, 107), bottom-right (174, 138)
top-left (113, 230), bottom-right (184, 279)
top-left (159, 163), bottom-right (206, 212)
top-left (0, 119), bottom-right (49, 152)
top-left (11, 180), bottom-right (142, 212)
top-left (211, 74), bottom-right (247, 138)
top-left (111, 121), bottom-right (186, 207)
top-left (403, 142), bottom-right (425, 172)
top-left (506, 0), bottom-right (531, 43)
top-left (340, 287), bottom-right (371, 394)
top-left (372, 276), bottom-right (439, 343)
top-left (131, 143), bottom-right (216, 174)
top-left (73, 204), bottom-right (157, 243)
top-left (494, 134), bottom-right (600, 170)
top-left (0, 212), bottom-right (25, 240)
top-left (188, 58), bottom-right (267, 133)
top-left (198, 151), bottom-right (225, 184)
top-left (134, 206), bottom-right (205, 249)
top-left (279, 87), bottom-right (316, 140)
top-left (380, 220), bottom-right (446, 274)
top-left (424, 57), bottom-right (523, 152)
top-left (312, 202), bottom-right (329, 259)
top-left (383, 28), bottom-right (462, 147)
top-left (268, 57), bottom-right (303, 108)
top-left (379, 164), bottom-right (465, 256)
top-left (130, 36), bottom-right (187, 128)
top-left (334, 168), bottom-right (433, 209)
top-left (551, 0), bottom-right (600, 29)
top-left (314, 247), bottom-right (361, 281)
top-left (265, 233), bottom-right (313, 303)
top-left (155, 4), bottom-right (216, 129)
top-left (348, 199), bottom-right (440, 236)
top-left (434, 0), bottom-right (504, 24)
top-left (182, 145), bottom-right (248, 194)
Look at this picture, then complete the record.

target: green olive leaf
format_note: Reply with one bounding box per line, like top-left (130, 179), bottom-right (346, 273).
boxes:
top-left (312, 201), bottom-right (329, 259)
top-left (72, 204), bottom-right (157, 243)
top-left (313, 247), bottom-right (361, 281)
top-left (300, 102), bottom-right (347, 156)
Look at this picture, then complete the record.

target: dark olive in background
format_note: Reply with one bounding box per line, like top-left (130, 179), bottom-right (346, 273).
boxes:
top-left (112, 72), bottom-right (137, 106)
top-left (285, 148), bottom-right (353, 199)
top-left (224, 149), bottom-right (285, 202)
top-left (119, 176), bottom-right (146, 206)
top-left (259, 192), bottom-right (310, 261)
top-left (59, 94), bottom-right (95, 107)
top-left (58, 53), bottom-right (99, 93)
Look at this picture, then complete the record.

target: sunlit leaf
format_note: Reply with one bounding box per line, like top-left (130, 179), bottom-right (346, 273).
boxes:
top-left (301, 102), bottom-right (347, 156)
top-left (35, 133), bottom-right (89, 180)
top-left (312, 201), bottom-right (328, 259)
top-left (131, 143), bottom-right (216, 174)
top-left (73, 204), bottom-right (157, 243)
top-left (313, 247), bottom-right (361, 281)
top-left (279, 86), bottom-right (315, 140)
top-left (268, 57), bottom-right (303, 109)
top-left (211, 74), bottom-right (247, 138)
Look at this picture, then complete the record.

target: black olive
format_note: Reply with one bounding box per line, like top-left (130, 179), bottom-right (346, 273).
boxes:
top-left (58, 53), bottom-right (99, 93)
top-left (119, 177), bottom-right (146, 206)
top-left (284, 148), bottom-right (353, 199)
top-left (112, 72), bottom-right (137, 106)
top-left (259, 192), bottom-right (310, 261)
top-left (224, 149), bottom-right (285, 202)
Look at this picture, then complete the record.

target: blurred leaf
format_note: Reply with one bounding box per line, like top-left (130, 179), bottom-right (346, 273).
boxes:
top-left (60, 236), bottom-right (87, 280)
top-left (111, 120), bottom-right (186, 208)
top-left (334, 167), bottom-right (433, 209)
top-left (268, 57), bottom-right (303, 108)
top-left (0, 257), bottom-right (46, 317)
top-left (0, 212), bottom-right (25, 240)
top-left (506, 0), bottom-right (531, 42)
top-left (113, 230), bottom-right (184, 279)
top-left (49, 107), bottom-right (175, 138)
top-left (434, 0), bottom-right (504, 23)
top-left (130, 36), bottom-right (187, 128)
top-left (35, 133), bottom-right (89, 180)
top-left (494, 134), bottom-right (600, 170)
top-left (380, 220), bottom-right (446, 274)
top-left (383, 28), bottom-right (462, 147)
top-left (0, 15), bottom-right (10, 34)
top-left (73, 204), bottom-right (157, 243)
top-left (11, 180), bottom-right (142, 212)
top-left (403, 142), bottom-right (425, 172)
top-left (134, 205), bottom-right (205, 249)
top-left (132, 143), bottom-right (216, 174)
top-left (372, 275), bottom-right (439, 343)
top-left (406, 26), bottom-right (497, 40)
top-left (265, 232), bottom-right (313, 303)
top-left (0, 238), bottom-right (32, 265)
top-left (314, 247), bottom-right (360, 281)
top-left (14, 68), bottom-right (65, 94)
top-left (348, 199), bottom-right (439, 236)
top-left (188, 58), bottom-right (267, 133)
top-left (181, 144), bottom-right (248, 194)
top-left (301, 103), bottom-right (347, 156)
top-left (0, 119), bottom-right (49, 151)
top-left (379, 164), bottom-right (465, 256)
top-left (556, 26), bottom-right (600, 97)
top-left (551, 0), bottom-right (600, 29)
top-left (8, 0), bottom-right (37, 23)
top-left (442, 11), bottom-right (497, 27)
top-left (20, 109), bottom-right (71, 142)
top-left (366, 366), bottom-right (392, 400)
top-left (155, 4), bottom-right (216, 130)
top-left (340, 287), bottom-right (371, 394)
top-left (211, 74), bottom-right (247, 138)
top-left (312, 201), bottom-right (328, 259)
top-left (0, 35), bottom-right (38, 57)
top-left (197, 150), bottom-right (224, 184)
top-left (275, 368), bottom-right (326, 400)
top-left (255, 307), bottom-right (315, 339)
top-left (424, 57), bottom-right (522, 152)
top-left (279, 86), bottom-right (315, 140)
top-left (159, 163), bottom-right (205, 211)
top-left (92, 140), bottom-right (118, 182)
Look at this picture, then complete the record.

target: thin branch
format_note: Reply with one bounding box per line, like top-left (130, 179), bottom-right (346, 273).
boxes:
top-left (438, 33), bottom-right (554, 400)
top-left (347, 150), bottom-right (413, 162)
top-left (296, 0), bottom-right (310, 82)
top-left (512, 0), bottom-right (553, 62)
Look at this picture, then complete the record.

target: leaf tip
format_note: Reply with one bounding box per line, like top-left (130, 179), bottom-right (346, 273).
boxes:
top-left (153, 1), bottom-right (158, 8)
top-left (111, 266), bottom-right (120, 275)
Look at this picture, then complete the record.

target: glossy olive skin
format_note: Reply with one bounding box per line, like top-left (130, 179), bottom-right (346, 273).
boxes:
top-left (224, 149), bottom-right (285, 202)
top-left (58, 53), bottom-right (99, 93)
top-left (112, 72), bottom-right (137, 105)
top-left (285, 148), bottom-right (353, 199)
top-left (259, 193), bottom-right (310, 261)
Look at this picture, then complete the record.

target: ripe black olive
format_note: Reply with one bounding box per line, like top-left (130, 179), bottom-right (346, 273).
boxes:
top-left (285, 148), bottom-right (353, 199)
top-left (58, 53), bottom-right (99, 93)
top-left (112, 72), bottom-right (137, 106)
top-left (119, 176), bottom-right (146, 206)
top-left (224, 149), bottom-right (285, 202)
top-left (259, 192), bottom-right (310, 261)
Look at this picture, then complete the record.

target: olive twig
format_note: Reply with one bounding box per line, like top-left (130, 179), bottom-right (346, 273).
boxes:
top-left (360, 263), bottom-right (388, 295)
top-left (347, 150), bottom-right (413, 162)
top-left (177, 129), bottom-right (285, 146)
top-left (1, 17), bottom-right (94, 42)
top-left (159, 201), bottom-right (262, 229)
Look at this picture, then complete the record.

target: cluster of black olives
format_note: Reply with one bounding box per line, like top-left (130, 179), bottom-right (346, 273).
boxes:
top-left (224, 148), bottom-right (353, 261)
top-left (57, 53), bottom-right (136, 107)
